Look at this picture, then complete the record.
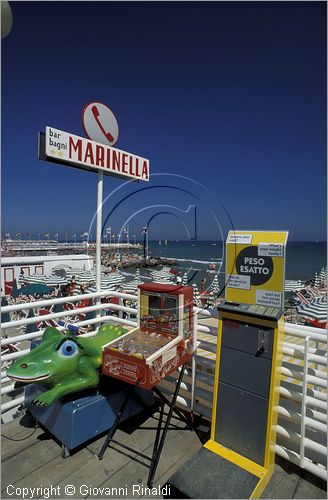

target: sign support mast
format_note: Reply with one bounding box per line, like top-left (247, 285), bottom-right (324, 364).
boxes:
top-left (96, 171), bottom-right (103, 318)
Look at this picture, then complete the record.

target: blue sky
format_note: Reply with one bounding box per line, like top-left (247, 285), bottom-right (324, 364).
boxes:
top-left (2, 1), bottom-right (327, 241)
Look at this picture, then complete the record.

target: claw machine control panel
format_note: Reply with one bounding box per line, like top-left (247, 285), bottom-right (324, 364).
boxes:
top-left (102, 283), bottom-right (195, 388)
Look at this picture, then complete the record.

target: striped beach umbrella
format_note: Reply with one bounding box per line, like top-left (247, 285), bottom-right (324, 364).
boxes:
top-left (122, 281), bottom-right (139, 294)
top-left (103, 272), bottom-right (125, 284)
top-left (44, 276), bottom-right (68, 286)
top-left (65, 268), bottom-right (85, 277)
top-left (182, 273), bottom-right (189, 286)
top-left (297, 297), bottom-right (327, 322)
top-left (193, 283), bottom-right (200, 304)
top-left (319, 266), bottom-right (327, 287)
top-left (75, 272), bottom-right (96, 284)
top-left (312, 273), bottom-right (321, 289)
top-left (135, 268), bottom-right (141, 283)
top-left (285, 280), bottom-right (306, 292)
top-left (151, 269), bottom-right (174, 283)
top-left (210, 275), bottom-right (220, 294)
top-left (24, 274), bottom-right (47, 283)
top-left (207, 291), bottom-right (215, 309)
top-left (86, 282), bottom-right (118, 293)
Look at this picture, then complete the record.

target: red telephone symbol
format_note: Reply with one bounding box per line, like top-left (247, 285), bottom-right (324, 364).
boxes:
top-left (91, 105), bottom-right (115, 143)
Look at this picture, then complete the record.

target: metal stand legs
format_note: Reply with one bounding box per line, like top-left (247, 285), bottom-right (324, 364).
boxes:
top-left (98, 365), bottom-right (189, 487)
top-left (98, 384), bottom-right (134, 460)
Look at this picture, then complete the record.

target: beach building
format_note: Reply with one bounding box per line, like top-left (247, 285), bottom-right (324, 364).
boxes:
top-left (1, 254), bottom-right (93, 294)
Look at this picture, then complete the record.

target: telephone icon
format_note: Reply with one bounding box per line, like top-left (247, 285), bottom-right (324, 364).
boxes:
top-left (91, 105), bottom-right (115, 143)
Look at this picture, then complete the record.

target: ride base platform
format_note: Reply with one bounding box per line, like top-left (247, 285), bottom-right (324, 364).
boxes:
top-left (24, 377), bottom-right (155, 456)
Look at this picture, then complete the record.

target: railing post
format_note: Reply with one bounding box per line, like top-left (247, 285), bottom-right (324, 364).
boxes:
top-left (190, 308), bottom-right (198, 418)
top-left (118, 297), bottom-right (123, 319)
top-left (300, 335), bottom-right (310, 468)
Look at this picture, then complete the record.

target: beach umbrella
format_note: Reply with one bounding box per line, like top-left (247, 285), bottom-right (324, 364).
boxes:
top-left (25, 309), bottom-right (37, 334)
top-left (19, 284), bottom-right (54, 296)
top-left (10, 279), bottom-right (19, 298)
top-left (122, 281), bottom-right (139, 294)
top-left (44, 276), bottom-right (68, 286)
top-left (75, 272), bottom-right (96, 284)
top-left (24, 274), bottom-right (48, 284)
top-left (85, 310), bottom-right (97, 321)
top-left (1, 296), bottom-right (10, 324)
top-left (103, 272), bottom-right (125, 284)
top-left (18, 272), bottom-right (27, 285)
top-left (285, 280), bottom-right (306, 292)
top-left (65, 268), bottom-right (85, 277)
top-left (53, 302), bottom-right (65, 313)
top-left (297, 297), bottom-right (327, 322)
top-left (193, 283), bottom-right (200, 304)
top-left (312, 273), bottom-right (321, 289)
top-left (207, 291), bottom-right (215, 309)
top-left (181, 273), bottom-right (189, 286)
top-left (319, 266), bottom-right (327, 287)
top-left (209, 275), bottom-right (220, 294)
top-left (135, 268), bottom-right (141, 282)
top-left (86, 283), bottom-right (118, 293)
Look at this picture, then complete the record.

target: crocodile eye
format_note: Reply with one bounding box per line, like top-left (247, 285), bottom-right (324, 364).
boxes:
top-left (58, 340), bottom-right (78, 357)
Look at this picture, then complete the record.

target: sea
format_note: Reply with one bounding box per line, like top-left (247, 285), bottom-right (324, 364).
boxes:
top-left (138, 240), bottom-right (327, 290)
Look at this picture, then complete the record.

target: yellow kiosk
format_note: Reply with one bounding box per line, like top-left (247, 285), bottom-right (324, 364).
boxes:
top-left (166, 230), bottom-right (288, 499)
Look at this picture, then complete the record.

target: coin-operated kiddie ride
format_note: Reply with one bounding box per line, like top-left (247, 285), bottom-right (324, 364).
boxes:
top-left (99, 283), bottom-right (196, 487)
top-left (165, 230), bottom-right (288, 499)
top-left (7, 324), bottom-right (155, 458)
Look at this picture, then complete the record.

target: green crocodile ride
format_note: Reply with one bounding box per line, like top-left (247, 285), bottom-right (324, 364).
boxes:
top-left (7, 324), bottom-right (127, 407)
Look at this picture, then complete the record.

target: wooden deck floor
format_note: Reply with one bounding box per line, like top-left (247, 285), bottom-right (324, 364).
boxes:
top-left (2, 408), bottom-right (326, 499)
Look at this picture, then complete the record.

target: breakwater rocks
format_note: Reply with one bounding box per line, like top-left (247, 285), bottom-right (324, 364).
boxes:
top-left (101, 255), bottom-right (176, 269)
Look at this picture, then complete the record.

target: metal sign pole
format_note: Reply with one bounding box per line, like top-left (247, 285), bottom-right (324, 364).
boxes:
top-left (96, 171), bottom-right (104, 319)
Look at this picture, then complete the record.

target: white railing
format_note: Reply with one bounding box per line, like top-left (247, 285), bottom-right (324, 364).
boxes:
top-left (1, 291), bottom-right (209, 416)
top-left (1, 295), bottom-right (326, 480)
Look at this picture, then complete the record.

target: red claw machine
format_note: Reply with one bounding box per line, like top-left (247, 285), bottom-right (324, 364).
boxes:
top-left (102, 283), bottom-right (195, 388)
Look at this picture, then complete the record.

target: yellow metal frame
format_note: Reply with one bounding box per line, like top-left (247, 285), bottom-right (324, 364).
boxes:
top-left (205, 310), bottom-right (285, 499)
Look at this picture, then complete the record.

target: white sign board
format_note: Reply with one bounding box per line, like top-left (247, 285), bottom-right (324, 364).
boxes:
top-left (44, 127), bottom-right (149, 181)
top-left (258, 243), bottom-right (284, 257)
top-left (82, 102), bottom-right (119, 147)
top-left (227, 274), bottom-right (251, 290)
top-left (256, 290), bottom-right (282, 307)
top-left (226, 233), bottom-right (253, 244)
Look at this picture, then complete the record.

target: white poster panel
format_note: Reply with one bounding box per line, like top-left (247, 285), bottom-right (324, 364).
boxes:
top-left (256, 290), bottom-right (282, 307)
top-left (227, 274), bottom-right (251, 290)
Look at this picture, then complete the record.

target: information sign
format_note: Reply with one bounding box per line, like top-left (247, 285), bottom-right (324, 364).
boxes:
top-left (226, 230), bottom-right (288, 307)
